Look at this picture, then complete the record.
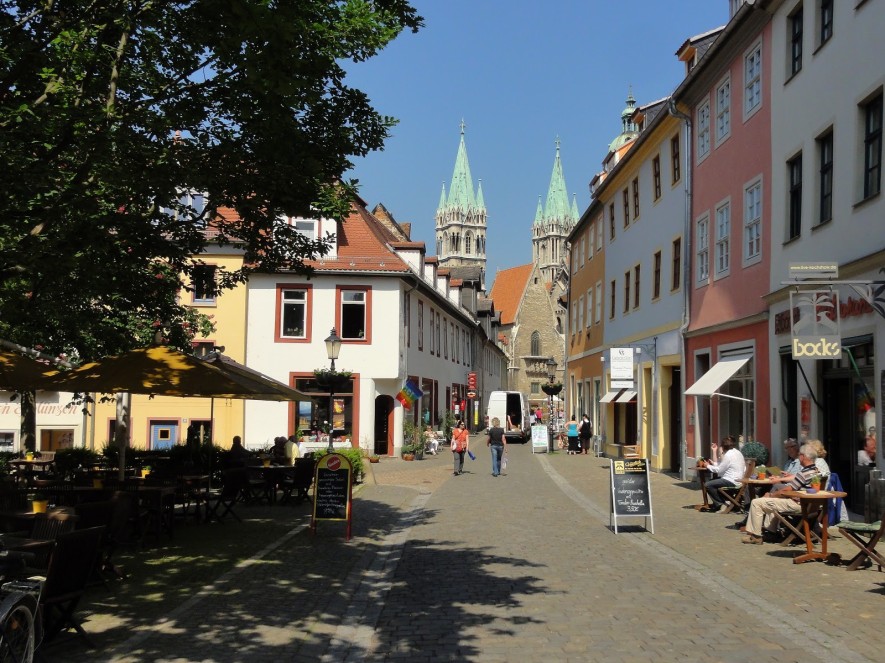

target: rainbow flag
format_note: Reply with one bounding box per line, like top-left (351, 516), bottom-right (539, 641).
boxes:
top-left (395, 380), bottom-right (423, 410)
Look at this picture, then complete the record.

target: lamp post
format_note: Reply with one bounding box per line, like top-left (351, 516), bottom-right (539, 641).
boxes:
top-left (546, 357), bottom-right (557, 451)
top-left (324, 327), bottom-right (342, 452)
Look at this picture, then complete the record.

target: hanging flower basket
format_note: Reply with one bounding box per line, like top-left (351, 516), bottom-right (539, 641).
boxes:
top-left (541, 383), bottom-right (563, 397)
top-left (313, 369), bottom-right (352, 389)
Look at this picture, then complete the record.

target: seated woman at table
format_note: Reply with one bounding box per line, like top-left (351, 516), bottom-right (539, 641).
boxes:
top-left (423, 426), bottom-right (440, 455)
top-left (807, 439), bottom-right (830, 483)
top-left (742, 443), bottom-right (820, 545)
top-left (703, 435), bottom-right (746, 513)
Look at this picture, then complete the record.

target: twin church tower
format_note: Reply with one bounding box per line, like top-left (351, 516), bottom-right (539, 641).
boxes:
top-left (435, 120), bottom-right (579, 287)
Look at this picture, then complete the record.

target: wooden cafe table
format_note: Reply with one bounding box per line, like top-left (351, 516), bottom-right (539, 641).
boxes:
top-left (693, 464), bottom-right (712, 510)
top-left (779, 489), bottom-right (847, 564)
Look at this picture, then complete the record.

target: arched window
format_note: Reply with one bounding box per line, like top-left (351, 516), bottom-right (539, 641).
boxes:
top-left (436, 237), bottom-right (442, 255)
top-left (465, 232), bottom-right (473, 255)
top-left (531, 331), bottom-right (541, 356)
top-left (443, 232), bottom-right (449, 254)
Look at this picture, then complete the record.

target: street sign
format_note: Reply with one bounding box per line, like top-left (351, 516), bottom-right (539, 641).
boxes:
top-left (467, 372), bottom-right (477, 389)
top-left (467, 390), bottom-right (476, 399)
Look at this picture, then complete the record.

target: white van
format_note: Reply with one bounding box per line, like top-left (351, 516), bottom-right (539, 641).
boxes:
top-left (486, 391), bottom-right (530, 442)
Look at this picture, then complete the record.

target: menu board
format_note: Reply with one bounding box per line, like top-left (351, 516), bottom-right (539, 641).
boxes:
top-left (311, 453), bottom-right (353, 538)
top-left (610, 458), bottom-right (654, 533)
top-left (531, 425), bottom-right (548, 453)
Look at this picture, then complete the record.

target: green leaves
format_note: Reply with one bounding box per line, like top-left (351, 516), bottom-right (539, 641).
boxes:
top-left (0, 1), bottom-right (422, 360)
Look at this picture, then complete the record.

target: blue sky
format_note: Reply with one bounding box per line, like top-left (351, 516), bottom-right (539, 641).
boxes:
top-left (344, 0), bottom-right (729, 287)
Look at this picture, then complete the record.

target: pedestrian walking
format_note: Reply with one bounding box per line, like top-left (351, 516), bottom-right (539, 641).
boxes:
top-left (451, 419), bottom-right (469, 475)
top-left (565, 414), bottom-right (580, 454)
top-left (486, 417), bottom-right (507, 477)
top-left (579, 414), bottom-right (593, 455)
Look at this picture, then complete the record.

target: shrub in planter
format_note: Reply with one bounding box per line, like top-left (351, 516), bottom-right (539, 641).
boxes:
top-left (741, 440), bottom-right (769, 466)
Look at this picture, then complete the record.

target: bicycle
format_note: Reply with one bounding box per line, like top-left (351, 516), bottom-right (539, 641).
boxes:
top-left (0, 552), bottom-right (43, 663)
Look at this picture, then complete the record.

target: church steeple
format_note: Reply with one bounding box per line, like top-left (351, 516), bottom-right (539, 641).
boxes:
top-left (436, 120), bottom-right (487, 274)
top-left (532, 137), bottom-right (579, 283)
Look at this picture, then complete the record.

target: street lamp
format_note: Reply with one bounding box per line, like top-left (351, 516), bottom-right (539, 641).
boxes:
top-left (324, 327), bottom-right (342, 452)
top-left (546, 357), bottom-right (557, 449)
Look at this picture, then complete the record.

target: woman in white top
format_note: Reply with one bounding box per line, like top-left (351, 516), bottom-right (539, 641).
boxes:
top-left (704, 435), bottom-right (747, 512)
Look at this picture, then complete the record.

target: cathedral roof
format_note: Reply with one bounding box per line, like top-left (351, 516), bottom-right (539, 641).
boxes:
top-left (488, 264), bottom-right (533, 325)
top-left (535, 138), bottom-right (578, 228)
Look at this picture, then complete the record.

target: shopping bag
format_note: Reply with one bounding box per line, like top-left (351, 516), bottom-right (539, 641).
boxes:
top-left (467, 450), bottom-right (476, 461)
top-left (502, 456), bottom-right (508, 471)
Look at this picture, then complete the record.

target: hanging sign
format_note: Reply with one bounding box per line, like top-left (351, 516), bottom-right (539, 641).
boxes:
top-left (790, 290), bottom-right (841, 359)
top-left (610, 348), bottom-right (635, 389)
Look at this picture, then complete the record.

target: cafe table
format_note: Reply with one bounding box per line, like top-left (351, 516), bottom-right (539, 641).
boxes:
top-left (740, 476), bottom-right (783, 502)
top-left (779, 489), bottom-right (848, 564)
top-left (8, 458), bottom-right (55, 486)
top-left (693, 464), bottom-right (713, 510)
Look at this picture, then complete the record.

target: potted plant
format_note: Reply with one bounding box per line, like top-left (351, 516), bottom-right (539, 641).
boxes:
top-left (402, 418), bottom-right (422, 460)
top-left (440, 409), bottom-right (458, 442)
top-left (29, 492), bottom-right (49, 513)
top-left (740, 440), bottom-right (769, 467)
top-left (313, 368), bottom-right (352, 390)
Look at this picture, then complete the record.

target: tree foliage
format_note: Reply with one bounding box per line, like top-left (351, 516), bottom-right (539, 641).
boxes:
top-left (0, 0), bottom-right (422, 360)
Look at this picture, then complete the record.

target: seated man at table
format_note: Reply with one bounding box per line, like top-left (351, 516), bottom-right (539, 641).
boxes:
top-left (228, 435), bottom-right (252, 466)
top-left (270, 436), bottom-right (288, 463)
top-left (703, 435), bottom-right (746, 512)
top-left (742, 443), bottom-right (820, 545)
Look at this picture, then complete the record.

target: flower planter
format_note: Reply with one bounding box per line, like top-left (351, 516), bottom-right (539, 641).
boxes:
top-left (402, 453), bottom-right (415, 461)
top-left (368, 457), bottom-right (381, 464)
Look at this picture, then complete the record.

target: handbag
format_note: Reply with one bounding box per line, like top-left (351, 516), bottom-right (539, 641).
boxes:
top-left (502, 456), bottom-right (508, 471)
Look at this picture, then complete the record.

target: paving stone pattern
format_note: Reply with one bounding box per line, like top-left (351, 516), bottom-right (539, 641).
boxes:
top-left (43, 440), bottom-right (884, 662)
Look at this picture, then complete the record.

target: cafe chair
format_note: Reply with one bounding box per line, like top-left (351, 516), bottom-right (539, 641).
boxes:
top-left (770, 475), bottom-right (832, 548)
top-left (206, 469), bottom-right (247, 523)
top-left (38, 526), bottom-right (105, 649)
top-left (18, 511), bottom-right (80, 572)
top-left (717, 460), bottom-right (756, 514)
top-left (74, 500), bottom-right (122, 585)
top-left (280, 458), bottom-right (317, 505)
top-left (837, 512), bottom-right (885, 571)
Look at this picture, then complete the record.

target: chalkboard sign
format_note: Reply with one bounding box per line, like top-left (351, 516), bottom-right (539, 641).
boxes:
top-left (311, 453), bottom-right (353, 539)
top-left (610, 458), bottom-right (654, 533)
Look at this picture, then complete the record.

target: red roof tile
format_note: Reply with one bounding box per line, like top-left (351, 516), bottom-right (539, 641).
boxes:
top-left (489, 264), bottom-right (533, 325)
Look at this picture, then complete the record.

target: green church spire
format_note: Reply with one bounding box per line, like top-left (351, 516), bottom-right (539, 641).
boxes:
top-left (533, 196), bottom-right (543, 225)
top-left (447, 119), bottom-right (477, 209)
top-left (437, 182), bottom-right (447, 212)
top-left (476, 179), bottom-right (485, 208)
top-left (543, 137), bottom-right (573, 224)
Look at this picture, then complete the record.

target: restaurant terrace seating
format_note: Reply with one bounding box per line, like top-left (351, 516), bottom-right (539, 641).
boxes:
top-left (718, 459), bottom-right (756, 514)
top-left (38, 526), bottom-right (105, 648)
top-left (837, 512), bottom-right (885, 571)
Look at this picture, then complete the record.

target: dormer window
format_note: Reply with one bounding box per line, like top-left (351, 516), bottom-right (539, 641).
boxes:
top-left (293, 218), bottom-right (316, 241)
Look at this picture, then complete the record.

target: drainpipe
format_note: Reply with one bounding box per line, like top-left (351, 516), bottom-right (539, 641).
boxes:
top-left (669, 99), bottom-right (693, 480)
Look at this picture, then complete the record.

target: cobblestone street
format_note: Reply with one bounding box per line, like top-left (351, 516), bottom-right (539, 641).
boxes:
top-left (45, 439), bottom-right (885, 662)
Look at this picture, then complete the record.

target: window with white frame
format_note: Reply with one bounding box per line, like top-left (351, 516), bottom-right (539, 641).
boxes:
top-left (417, 301), bottom-right (423, 351)
top-left (715, 202), bottom-right (730, 276)
top-left (862, 92), bottom-right (883, 200)
top-left (577, 295), bottom-right (584, 331)
top-left (572, 304), bottom-right (578, 335)
top-left (192, 265), bottom-right (217, 304)
top-left (586, 289), bottom-right (592, 328)
top-left (697, 100), bottom-right (711, 158)
top-left (340, 289), bottom-right (368, 340)
top-left (816, 131), bottom-right (833, 225)
top-left (595, 282), bottom-right (602, 323)
top-left (292, 218), bottom-right (316, 241)
top-left (280, 288), bottom-right (308, 338)
top-left (744, 43), bottom-right (762, 115)
top-left (696, 216), bottom-right (710, 283)
top-left (715, 77), bottom-right (731, 143)
top-left (744, 180), bottom-right (762, 263)
top-left (596, 217), bottom-right (603, 252)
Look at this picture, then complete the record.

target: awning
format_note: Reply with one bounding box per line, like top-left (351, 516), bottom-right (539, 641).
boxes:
top-left (685, 355), bottom-right (751, 398)
top-left (599, 390), bottom-right (622, 403)
top-left (616, 390), bottom-right (637, 403)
